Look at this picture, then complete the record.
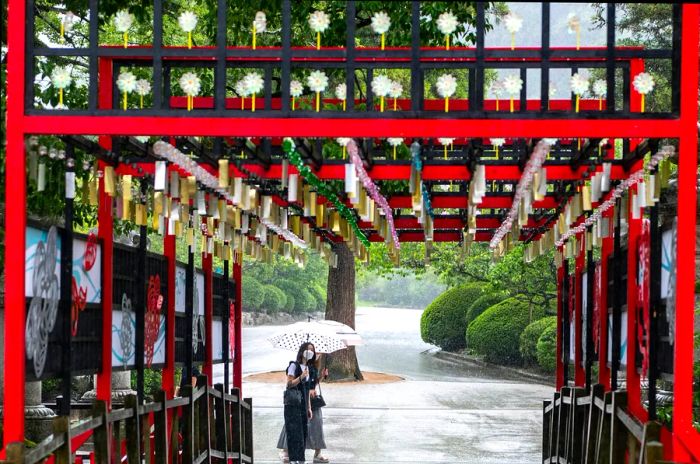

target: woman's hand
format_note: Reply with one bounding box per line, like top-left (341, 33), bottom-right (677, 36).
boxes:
top-left (309, 390), bottom-right (317, 398)
top-left (307, 408), bottom-right (313, 420)
top-left (322, 368), bottom-right (329, 379)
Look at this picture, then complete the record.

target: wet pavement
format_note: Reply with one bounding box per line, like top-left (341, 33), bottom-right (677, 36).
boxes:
top-left (214, 306), bottom-right (553, 463)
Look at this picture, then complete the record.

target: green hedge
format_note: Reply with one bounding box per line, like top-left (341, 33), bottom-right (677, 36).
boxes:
top-left (465, 291), bottom-right (509, 326)
top-left (308, 284), bottom-right (327, 312)
top-left (295, 289), bottom-right (317, 313)
top-left (242, 276), bottom-right (264, 312)
top-left (467, 297), bottom-right (546, 365)
top-left (420, 283), bottom-right (485, 351)
top-left (536, 324), bottom-right (558, 372)
top-left (262, 285), bottom-right (287, 314)
top-left (284, 294), bottom-right (296, 312)
top-left (520, 316), bottom-right (557, 366)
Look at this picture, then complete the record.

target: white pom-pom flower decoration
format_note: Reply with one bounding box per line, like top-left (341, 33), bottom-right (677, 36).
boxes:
top-left (387, 138), bottom-right (404, 146)
top-left (389, 81), bottom-right (403, 99)
top-left (114, 10), bottom-right (134, 32)
top-left (570, 73), bottom-right (589, 96)
top-left (371, 11), bottom-right (391, 34)
top-left (503, 75), bottom-right (522, 96)
top-left (309, 10), bottom-right (330, 33)
top-left (567, 13), bottom-right (580, 33)
top-left (135, 79), bottom-right (151, 96)
top-left (307, 70), bottom-right (329, 93)
top-left (504, 13), bottom-right (523, 33)
top-left (437, 11), bottom-right (458, 35)
top-left (336, 137), bottom-right (351, 147)
top-left (235, 80), bottom-right (250, 97)
top-left (592, 79), bottom-right (607, 97)
top-left (290, 80), bottom-right (304, 98)
top-left (490, 138), bottom-right (506, 147)
top-left (633, 72), bottom-right (655, 95)
top-left (335, 83), bottom-right (347, 101)
top-left (178, 11), bottom-right (198, 32)
top-left (438, 138), bottom-right (455, 146)
top-left (117, 72), bottom-right (137, 94)
top-left (179, 72), bottom-right (201, 96)
top-left (244, 72), bottom-right (264, 95)
top-left (61, 11), bottom-right (78, 35)
top-left (51, 66), bottom-right (72, 89)
top-left (436, 74), bottom-right (457, 98)
top-left (371, 75), bottom-right (392, 97)
top-left (254, 11), bottom-right (267, 33)
top-left (490, 79), bottom-right (504, 98)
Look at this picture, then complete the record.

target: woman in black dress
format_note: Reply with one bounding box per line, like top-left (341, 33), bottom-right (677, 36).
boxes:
top-left (283, 342), bottom-right (315, 464)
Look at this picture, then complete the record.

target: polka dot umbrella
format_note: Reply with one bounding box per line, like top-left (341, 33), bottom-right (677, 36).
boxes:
top-left (267, 321), bottom-right (351, 353)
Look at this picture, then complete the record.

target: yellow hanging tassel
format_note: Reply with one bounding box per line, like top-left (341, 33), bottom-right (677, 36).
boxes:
top-left (292, 96), bottom-right (296, 111)
top-left (496, 145), bottom-right (499, 159)
top-left (317, 32), bottom-right (321, 50)
top-left (123, 92), bottom-right (127, 110)
top-left (393, 146), bottom-right (397, 160)
top-left (443, 145), bottom-right (447, 159)
top-left (511, 33), bottom-right (515, 50)
top-left (342, 145), bottom-right (346, 159)
top-left (140, 94), bottom-right (144, 109)
top-left (641, 94), bottom-right (645, 113)
top-left (252, 93), bottom-right (256, 112)
top-left (342, 100), bottom-right (346, 111)
top-left (380, 96), bottom-right (384, 112)
top-left (393, 98), bottom-right (397, 111)
top-left (60, 22), bottom-right (65, 41)
top-left (576, 95), bottom-right (580, 113)
top-left (510, 97), bottom-right (514, 113)
top-left (446, 34), bottom-right (450, 51)
top-left (187, 31), bottom-right (192, 49)
top-left (241, 96), bottom-right (245, 110)
top-left (444, 97), bottom-right (449, 113)
top-left (496, 99), bottom-right (499, 111)
top-left (381, 33), bottom-right (385, 50)
top-left (252, 23), bottom-right (257, 50)
top-left (576, 29), bottom-right (580, 50)
top-left (59, 88), bottom-right (64, 106)
top-left (599, 97), bottom-right (602, 111)
top-left (316, 92), bottom-right (320, 112)
top-left (123, 32), bottom-right (128, 48)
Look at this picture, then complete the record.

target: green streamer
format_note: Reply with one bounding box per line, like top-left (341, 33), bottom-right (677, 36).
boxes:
top-left (282, 139), bottom-right (371, 248)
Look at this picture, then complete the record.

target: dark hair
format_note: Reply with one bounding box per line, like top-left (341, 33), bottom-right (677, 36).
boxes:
top-left (296, 342), bottom-right (316, 365)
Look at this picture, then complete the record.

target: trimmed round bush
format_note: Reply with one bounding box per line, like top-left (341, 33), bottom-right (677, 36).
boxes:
top-left (536, 324), bottom-right (558, 372)
top-left (308, 285), bottom-right (327, 312)
top-left (242, 276), bottom-right (264, 312)
top-left (294, 289), bottom-right (317, 313)
top-left (520, 316), bottom-right (557, 366)
top-left (284, 294), bottom-right (296, 313)
top-left (420, 283), bottom-right (485, 351)
top-left (465, 291), bottom-right (509, 326)
top-left (262, 285), bottom-right (287, 314)
top-left (467, 297), bottom-right (546, 365)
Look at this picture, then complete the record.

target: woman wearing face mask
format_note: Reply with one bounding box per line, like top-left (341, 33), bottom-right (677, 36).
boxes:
top-left (279, 344), bottom-right (329, 463)
top-left (281, 342), bottom-right (314, 464)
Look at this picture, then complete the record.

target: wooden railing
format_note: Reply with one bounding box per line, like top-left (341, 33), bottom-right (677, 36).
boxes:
top-left (542, 385), bottom-right (665, 464)
top-left (1, 377), bottom-right (253, 464)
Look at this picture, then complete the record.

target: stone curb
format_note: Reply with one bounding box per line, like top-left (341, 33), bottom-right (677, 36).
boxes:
top-left (435, 350), bottom-right (554, 386)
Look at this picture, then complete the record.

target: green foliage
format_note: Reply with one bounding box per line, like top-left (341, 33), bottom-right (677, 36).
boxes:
top-left (308, 284), bottom-right (327, 312)
top-left (420, 282), bottom-right (485, 351)
top-left (284, 294), bottom-right (296, 313)
top-left (241, 275), bottom-right (264, 312)
top-left (275, 279), bottom-right (316, 314)
top-left (130, 368), bottom-right (163, 402)
top-left (467, 297), bottom-right (546, 365)
top-left (520, 316), bottom-right (557, 366)
top-left (262, 285), bottom-right (287, 314)
top-left (357, 271), bottom-right (445, 309)
top-left (465, 291), bottom-right (509, 326)
top-left (536, 324), bottom-right (559, 373)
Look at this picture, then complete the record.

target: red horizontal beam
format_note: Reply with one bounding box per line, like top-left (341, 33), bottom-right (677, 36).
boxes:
top-left (22, 115), bottom-right (682, 139)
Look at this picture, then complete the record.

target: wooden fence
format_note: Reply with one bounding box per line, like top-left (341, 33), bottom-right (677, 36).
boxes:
top-left (2, 376), bottom-right (253, 464)
top-left (542, 385), bottom-right (667, 464)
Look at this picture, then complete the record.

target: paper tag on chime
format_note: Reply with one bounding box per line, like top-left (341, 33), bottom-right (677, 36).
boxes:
top-left (637, 181), bottom-right (647, 209)
top-left (88, 177), bottom-right (99, 205)
top-left (164, 196), bottom-right (171, 218)
top-left (303, 223), bottom-right (311, 243)
top-left (241, 213), bottom-right (250, 234)
top-left (601, 162), bottom-right (612, 192)
top-left (170, 200), bottom-right (180, 221)
top-left (65, 171), bottom-right (76, 200)
top-left (122, 199), bottom-right (131, 221)
top-left (287, 174), bottom-right (299, 202)
top-left (103, 166), bottom-right (116, 197)
top-left (135, 204), bottom-right (146, 226)
top-left (582, 184), bottom-right (592, 211)
top-left (218, 159), bottom-right (229, 188)
top-left (591, 173), bottom-right (602, 203)
top-left (631, 192), bottom-right (640, 220)
top-left (154, 161), bottom-right (166, 191)
top-left (261, 195), bottom-right (272, 220)
top-left (180, 177), bottom-right (190, 204)
top-left (195, 190), bottom-right (205, 213)
top-left (209, 195), bottom-right (219, 219)
top-left (169, 172), bottom-right (180, 199)
top-left (121, 175), bottom-right (132, 201)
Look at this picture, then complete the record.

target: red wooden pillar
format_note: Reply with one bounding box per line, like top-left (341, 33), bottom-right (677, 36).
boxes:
top-left (203, 253), bottom-right (214, 385)
top-left (555, 249), bottom-right (565, 390)
top-left (598, 207), bottom-right (614, 390)
top-left (672, 4), bottom-right (700, 460)
top-left (163, 232), bottom-right (176, 398)
top-left (574, 231), bottom-right (586, 386)
top-left (233, 259), bottom-right (243, 391)
top-left (625, 188), bottom-right (645, 420)
top-left (2, 0), bottom-right (27, 450)
top-left (96, 57), bottom-right (114, 406)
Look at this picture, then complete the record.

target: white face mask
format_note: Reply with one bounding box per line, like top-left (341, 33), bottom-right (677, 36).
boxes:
top-left (303, 350), bottom-right (315, 360)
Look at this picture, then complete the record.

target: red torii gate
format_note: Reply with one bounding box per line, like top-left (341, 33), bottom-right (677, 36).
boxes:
top-left (3, 0), bottom-right (700, 462)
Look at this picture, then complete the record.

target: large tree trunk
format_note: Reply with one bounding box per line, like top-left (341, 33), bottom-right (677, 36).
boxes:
top-left (324, 242), bottom-right (363, 381)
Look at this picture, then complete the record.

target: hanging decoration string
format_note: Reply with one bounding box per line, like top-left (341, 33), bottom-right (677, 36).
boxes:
top-left (283, 139), bottom-right (371, 248)
top-left (489, 140), bottom-right (551, 250)
top-left (347, 140), bottom-right (400, 250)
top-left (555, 145), bottom-right (675, 247)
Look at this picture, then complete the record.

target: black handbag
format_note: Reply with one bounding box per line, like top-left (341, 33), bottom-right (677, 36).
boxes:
top-left (283, 362), bottom-right (304, 406)
top-left (310, 382), bottom-right (326, 409)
